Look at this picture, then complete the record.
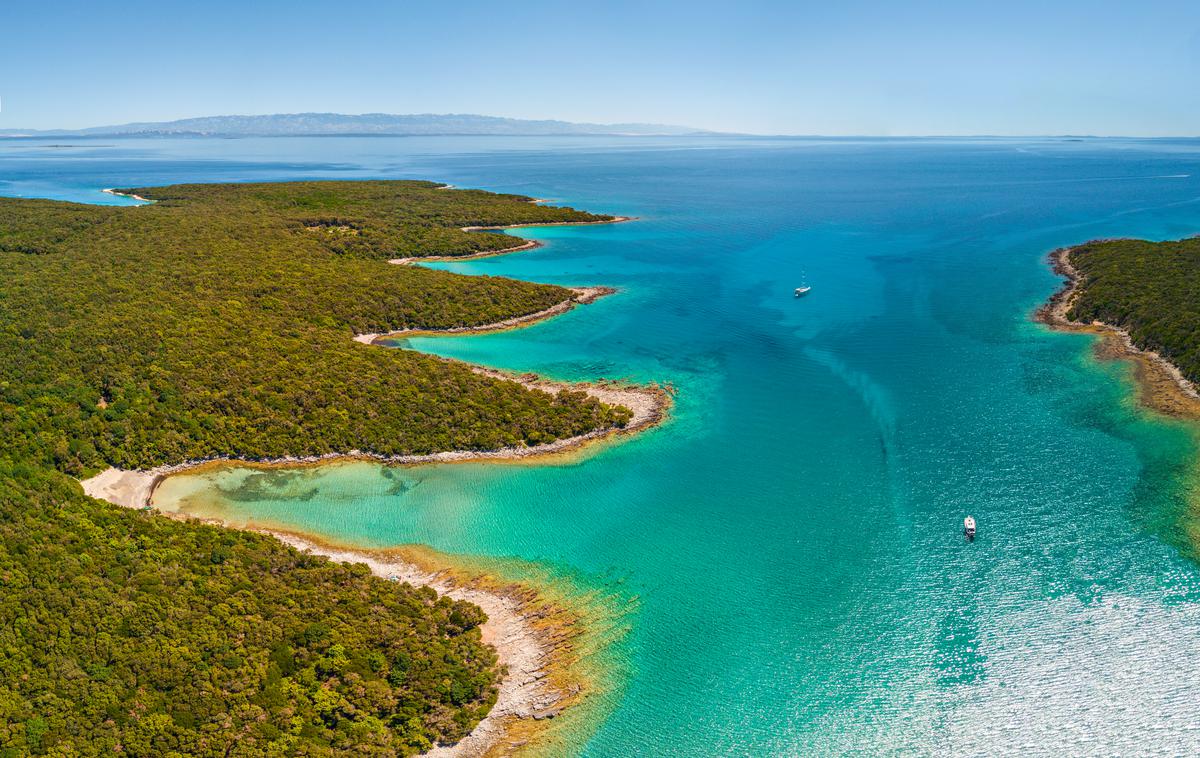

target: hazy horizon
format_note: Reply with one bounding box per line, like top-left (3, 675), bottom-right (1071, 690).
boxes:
top-left (3, 111), bottom-right (1200, 140)
top-left (3, 0), bottom-right (1198, 137)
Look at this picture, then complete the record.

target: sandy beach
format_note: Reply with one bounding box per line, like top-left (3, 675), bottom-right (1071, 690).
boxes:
top-left (101, 188), bottom-right (151, 203)
top-left (80, 465), bottom-right (160, 510)
top-left (1038, 246), bottom-right (1200, 420)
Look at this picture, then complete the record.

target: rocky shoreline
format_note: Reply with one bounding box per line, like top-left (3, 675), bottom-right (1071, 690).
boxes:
top-left (1037, 245), bottom-right (1200, 419)
top-left (80, 367), bottom-right (668, 510)
top-left (354, 287), bottom-right (616, 343)
top-left (389, 214), bottom-right (633, 265)
top-left (78, 207), bottom-right (652, 756)
top-left (267, 533), bottom-right (583, 758)
top-left (388, 239), bottom-right (542, 265)
top-left (67, 491), bottom-right (584, 757)
top-left (80, 322), bottom-right (667, 757)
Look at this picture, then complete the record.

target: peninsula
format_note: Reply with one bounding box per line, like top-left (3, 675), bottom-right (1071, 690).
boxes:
top-left (0, 180), bottom-right (659, 754)
top-left (1039, 237), bottom-right (1200, 420)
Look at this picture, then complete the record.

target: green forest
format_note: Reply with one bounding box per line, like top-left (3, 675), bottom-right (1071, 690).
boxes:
top-left (1066, 237), bottom-right (1200, 385)
top-left (0, 181), bottom-right (630, 755)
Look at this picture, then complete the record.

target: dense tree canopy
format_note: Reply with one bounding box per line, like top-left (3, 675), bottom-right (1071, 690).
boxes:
top-left (0, 180), bottom-right (628, 475)
top-left (0, 181), bottom-right (629, 754)
top-left (114, 180), bottom-right (610, 261)
top-left (0, 466), bottom-right (495, 756)
top-left (1066, 237), bottom-right (1200, 385)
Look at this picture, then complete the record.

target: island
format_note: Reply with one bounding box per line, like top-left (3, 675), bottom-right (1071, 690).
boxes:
top-left (0, 181), bottom-right (663, 755)
top-left (1040, 237), bottom-right (1200, 419)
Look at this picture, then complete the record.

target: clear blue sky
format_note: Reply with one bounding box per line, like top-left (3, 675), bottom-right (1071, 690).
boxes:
top-left (2, 0), bottom-right (1198, 135)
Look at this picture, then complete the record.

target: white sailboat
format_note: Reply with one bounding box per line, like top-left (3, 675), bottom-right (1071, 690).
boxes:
top-left (794, 272), bottom-right (811, 297)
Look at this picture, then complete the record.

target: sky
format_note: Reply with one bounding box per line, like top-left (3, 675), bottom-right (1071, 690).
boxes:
top-left (1, 0), bottom-right (1198, 136)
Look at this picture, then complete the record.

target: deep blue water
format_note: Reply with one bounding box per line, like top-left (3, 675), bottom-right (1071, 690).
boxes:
top-left (9, 135), bottom-right (1200, 755)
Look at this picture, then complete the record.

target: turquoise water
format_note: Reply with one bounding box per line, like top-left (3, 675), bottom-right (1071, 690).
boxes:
top-left (10, 136), bottom-right (1200, 754)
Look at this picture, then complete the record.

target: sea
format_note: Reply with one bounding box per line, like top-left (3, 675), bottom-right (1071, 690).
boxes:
top-left (7, 134), bottom-right (1200, 755)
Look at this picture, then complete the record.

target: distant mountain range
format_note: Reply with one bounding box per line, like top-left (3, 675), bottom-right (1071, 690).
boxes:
top-left (0, 113), bottom-right (714, 138)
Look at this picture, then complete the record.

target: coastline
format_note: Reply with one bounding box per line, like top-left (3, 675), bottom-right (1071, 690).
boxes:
top-left (76, 198), bottom-right (651, 755)
top-left (460, 216), bottom-right (634, 233)
top-left (355, 286), bottom-right (615, 343)
top-left (101, 188), bottom-right (151, 203)
top-left (389, 239), bottom-right (542, 265)
top-left (71, 493), bottom-right (586, 757)
top-left (257, 533), bottom-right (587, 757)
top-left (391, 215), bottom-right (634, 265)
top-left (79, 349), bottom-right (665, 755)
top-left (84, 213), bottom-right (669, 509)
top-left (1037, 246), bottom-right (1200, 420)
top-left (81, 369), bottom-right (668, 510)
top-left (79, 369), bottom-right (666, 755)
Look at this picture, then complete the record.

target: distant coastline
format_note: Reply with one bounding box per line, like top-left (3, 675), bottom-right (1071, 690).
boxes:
top-left (1, 112), bottom-right (714, 139)
top-left (1037, 245), bottom-right (1200, 420)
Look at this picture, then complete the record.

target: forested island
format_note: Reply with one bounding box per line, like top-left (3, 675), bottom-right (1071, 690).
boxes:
top-left (0, 181), bottom-right (634, 754)
top-left (1041, 237), bottom-right (1200, 419)
top-left (1055, 237), bottom-right (1200, 385)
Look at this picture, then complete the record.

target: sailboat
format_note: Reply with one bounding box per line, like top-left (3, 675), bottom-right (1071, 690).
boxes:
top-left (794, 272), bottom-right (811, 297)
